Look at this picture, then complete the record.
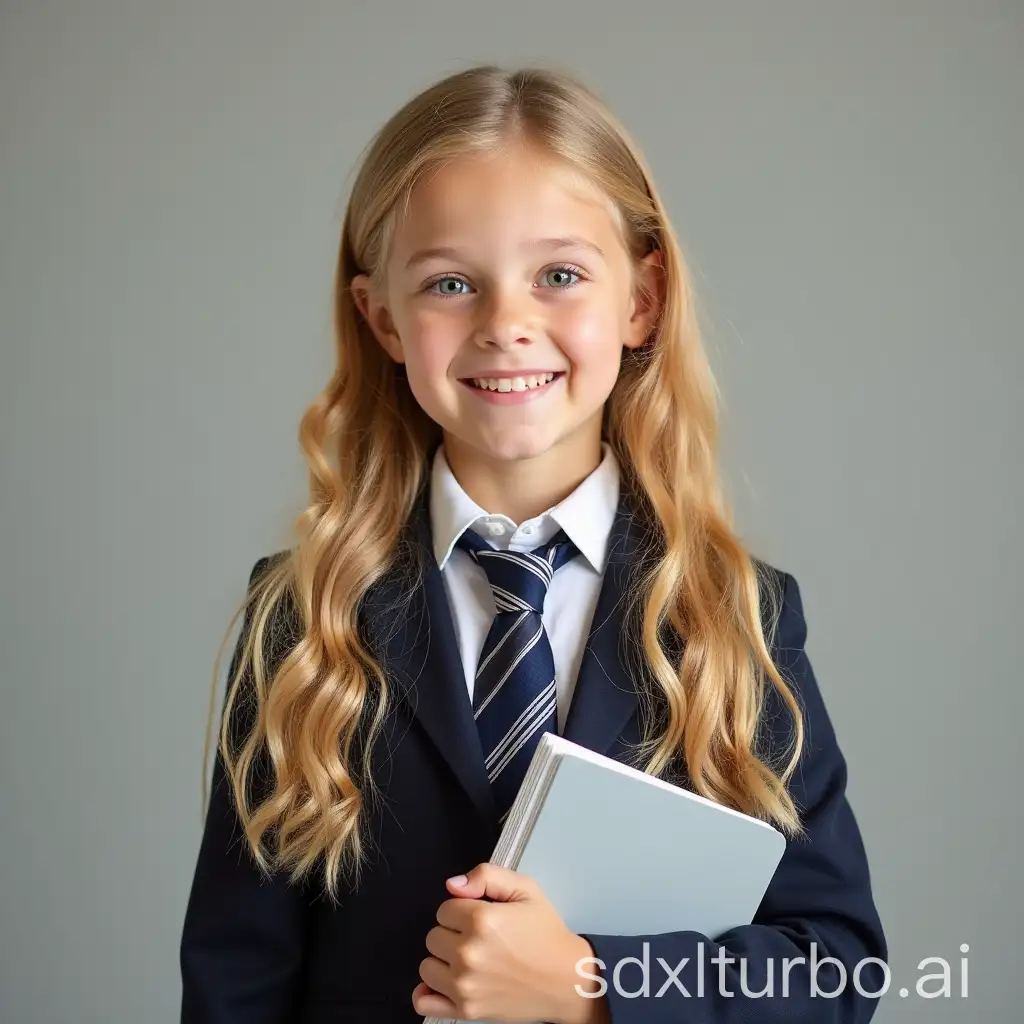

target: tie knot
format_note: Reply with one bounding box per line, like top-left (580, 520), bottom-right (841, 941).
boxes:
top-left (456, 527), bottom-right (579, 613)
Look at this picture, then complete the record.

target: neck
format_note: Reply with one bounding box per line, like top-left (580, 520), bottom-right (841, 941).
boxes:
top-left (443, 425), bottom-right (603, 523)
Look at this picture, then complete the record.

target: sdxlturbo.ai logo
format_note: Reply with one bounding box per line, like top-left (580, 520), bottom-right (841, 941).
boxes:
top-left (575, 942), bottom-right (970, 1001)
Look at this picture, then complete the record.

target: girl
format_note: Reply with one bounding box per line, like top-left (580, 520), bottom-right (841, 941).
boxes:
top-left (180, 66), bottom-right (886, 1024)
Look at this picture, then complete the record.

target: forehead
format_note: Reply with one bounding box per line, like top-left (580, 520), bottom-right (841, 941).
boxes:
top-left (390, 143), bottom-right (624, 256)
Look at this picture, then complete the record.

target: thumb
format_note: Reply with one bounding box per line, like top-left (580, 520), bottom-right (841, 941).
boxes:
top-left (446, 863), bottom-right (536, 903)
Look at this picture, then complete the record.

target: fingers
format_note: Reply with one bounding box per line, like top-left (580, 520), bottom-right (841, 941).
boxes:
top-left (424, 922), bottom-right (459, 964)
top-left (437, 894), bottom-right (500, 932)
top-left (447, 862), bottom-right (536, 902)
top-left (418, 954), bottom-right (453, 998)
top-left (411, 975), bottom-right (457, 1017)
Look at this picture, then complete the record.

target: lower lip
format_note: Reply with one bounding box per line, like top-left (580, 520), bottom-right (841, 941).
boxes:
top-left (459, 373), bottom-right (564, 405)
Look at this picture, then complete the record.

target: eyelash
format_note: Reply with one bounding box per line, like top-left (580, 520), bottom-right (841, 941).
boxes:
top-left (424, 263), bottom-right (586, 298)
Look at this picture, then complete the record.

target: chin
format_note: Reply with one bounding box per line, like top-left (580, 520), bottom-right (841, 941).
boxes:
top-left (459, 430), bottom-right (557, 464)
top-left (484, 439), bottom-right (553, 462)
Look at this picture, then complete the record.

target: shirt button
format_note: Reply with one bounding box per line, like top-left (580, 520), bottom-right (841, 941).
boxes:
top-left (521, 525), bottom-right (533, 535)
top-left (486, 522), bottom-right (505, 537)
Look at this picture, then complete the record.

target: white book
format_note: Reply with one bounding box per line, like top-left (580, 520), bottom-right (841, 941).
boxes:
top-left (424, 732), bottom-right (787, 1024)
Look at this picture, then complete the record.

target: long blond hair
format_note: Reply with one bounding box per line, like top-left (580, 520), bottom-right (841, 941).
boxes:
top-left (203, 65), bottom-right (804, 904)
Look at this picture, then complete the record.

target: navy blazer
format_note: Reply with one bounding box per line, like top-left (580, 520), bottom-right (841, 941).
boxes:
top-left (180, 485), bottom-right (887, 1023)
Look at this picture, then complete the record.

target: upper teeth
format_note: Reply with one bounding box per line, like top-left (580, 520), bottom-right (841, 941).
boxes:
top-left (471, 372), bottom-right (557, 392)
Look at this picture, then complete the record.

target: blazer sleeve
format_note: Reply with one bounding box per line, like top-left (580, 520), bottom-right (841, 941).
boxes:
top-left (180, 556), bottom-right (312, 1024)
top-left (580, 571), bottom-right (887, 1024)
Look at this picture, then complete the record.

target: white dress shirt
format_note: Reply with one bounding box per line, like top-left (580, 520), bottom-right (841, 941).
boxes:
top-left (429, 442), bottom-right (621, 734)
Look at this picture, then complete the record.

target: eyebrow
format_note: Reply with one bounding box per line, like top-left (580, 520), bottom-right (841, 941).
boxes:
top-left (404, 236), bottom-right (606, 271)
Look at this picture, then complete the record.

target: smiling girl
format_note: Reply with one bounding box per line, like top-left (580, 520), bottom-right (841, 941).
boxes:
top-left (180, 65), bottom-right (886, 1024)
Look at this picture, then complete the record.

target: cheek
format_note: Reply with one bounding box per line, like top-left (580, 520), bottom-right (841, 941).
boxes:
top-left (398, 308), bottom-right (462, 377)
top-left (554, 300), bottom-right (623, 370)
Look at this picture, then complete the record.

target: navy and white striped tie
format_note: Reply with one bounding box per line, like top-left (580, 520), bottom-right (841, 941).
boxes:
top-left (456, 527), bottom-right (580, 823)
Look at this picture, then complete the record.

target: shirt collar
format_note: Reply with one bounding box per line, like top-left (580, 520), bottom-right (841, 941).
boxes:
top-left (430, 442), bottom-right (621, 574)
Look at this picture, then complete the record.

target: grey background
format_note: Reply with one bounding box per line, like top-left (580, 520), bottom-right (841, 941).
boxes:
top-left (1, 1), bottom-right (1020, 1021)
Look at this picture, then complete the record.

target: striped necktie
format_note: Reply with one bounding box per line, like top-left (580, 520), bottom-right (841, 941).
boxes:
top-left (456, 526), bottom-right (581, 823)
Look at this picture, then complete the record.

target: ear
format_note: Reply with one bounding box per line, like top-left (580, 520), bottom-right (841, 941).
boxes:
top-left (350, 274), bottom-right (405, 365)
top-left (623, 249), bottom-right (665, 351)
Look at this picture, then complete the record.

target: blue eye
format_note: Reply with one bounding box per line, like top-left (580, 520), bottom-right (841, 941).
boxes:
top-left (429, 276), bottom-right (472, 297)
top-left (542, 266), bottom-right (581, 288)
top-left (426, 265), bottom-right (583, 297)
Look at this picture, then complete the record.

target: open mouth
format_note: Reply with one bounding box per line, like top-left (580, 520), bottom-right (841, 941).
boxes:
top-left (460, 371), bottom-right (565, 393)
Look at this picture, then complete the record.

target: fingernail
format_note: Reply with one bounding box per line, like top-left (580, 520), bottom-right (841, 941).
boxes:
top-left (447, 874), bottom-right (468, 887)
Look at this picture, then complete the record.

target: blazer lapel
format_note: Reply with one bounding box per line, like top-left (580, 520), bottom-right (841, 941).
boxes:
top-left (562, 490), bottom-right (657, 758)
top-left (361, 489), bottom-right (498, 830)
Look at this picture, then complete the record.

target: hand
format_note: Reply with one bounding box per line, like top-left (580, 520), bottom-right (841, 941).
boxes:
top-left (412, 863), bottom-right (608, 1023)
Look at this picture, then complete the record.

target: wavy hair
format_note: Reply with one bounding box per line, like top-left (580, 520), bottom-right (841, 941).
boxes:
top-left (202, 65), bottom-right (805, 904)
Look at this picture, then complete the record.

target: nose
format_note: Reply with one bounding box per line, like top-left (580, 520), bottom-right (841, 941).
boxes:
top-left (473, 285), bottom-right (535, 349)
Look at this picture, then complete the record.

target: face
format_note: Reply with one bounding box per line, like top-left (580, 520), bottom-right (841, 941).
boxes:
top-left (352, 141), bottom-right (661, 470)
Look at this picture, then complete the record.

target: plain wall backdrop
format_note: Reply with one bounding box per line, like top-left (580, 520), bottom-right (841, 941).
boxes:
top-left (1, 1), bottom-right (1020, 1021)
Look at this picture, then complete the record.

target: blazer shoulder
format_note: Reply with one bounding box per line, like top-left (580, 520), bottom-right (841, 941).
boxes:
top-left (750, 558), bottom-right (806, 655)
top-left (245, 549), bottom-right (292, 590)
top-left (233, 550), bottom-right (302, 672)
top-left (750, 561), bottom-right (842, 763)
